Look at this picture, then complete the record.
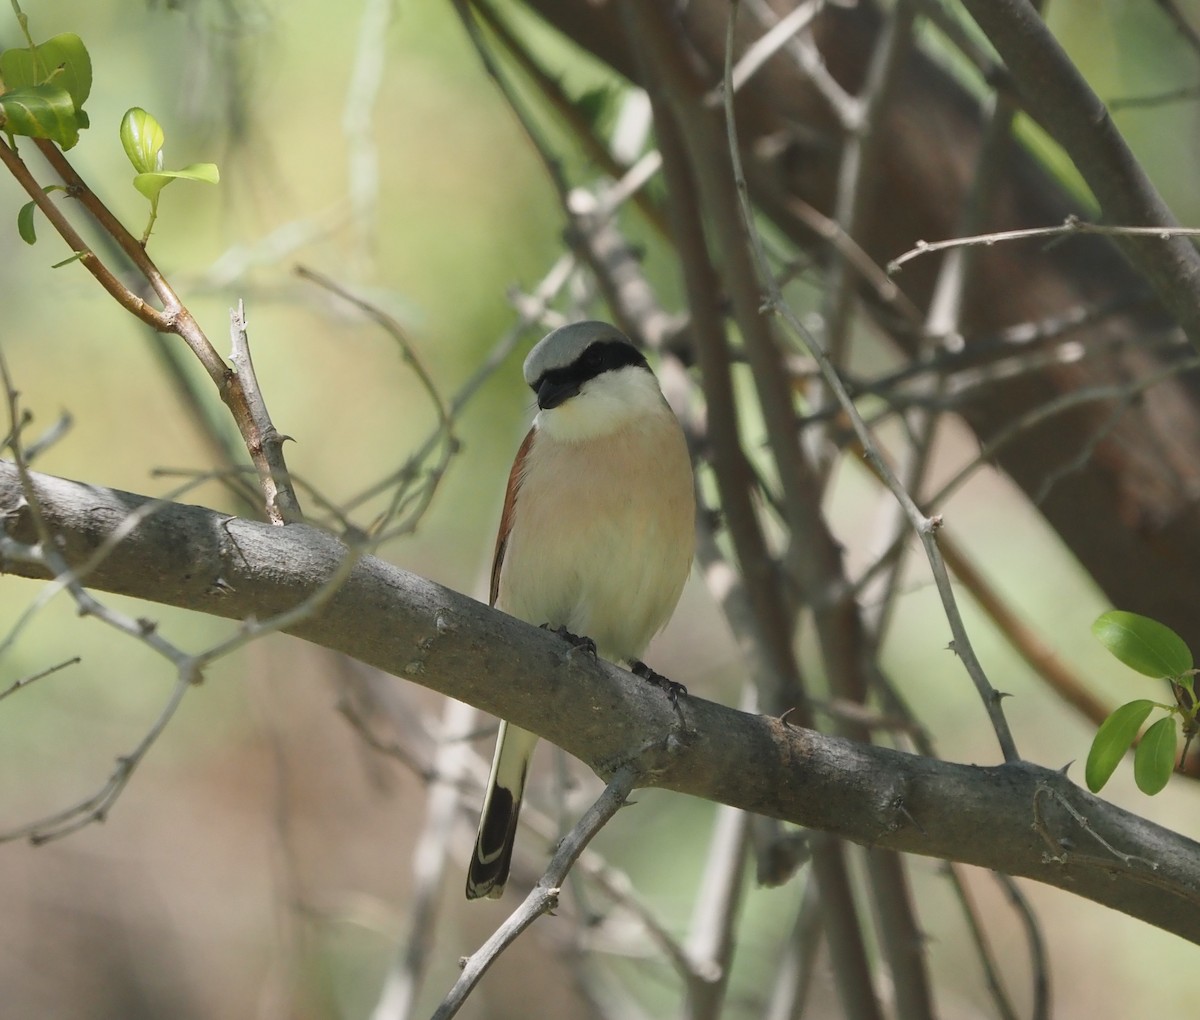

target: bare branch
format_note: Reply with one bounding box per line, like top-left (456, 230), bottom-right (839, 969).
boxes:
top-left (431, 767), bottom-right (639, 1019)
top-left (889, 217), bottom-right (1200, 275)
top-left (0, 655), bottom-right (81, 703)
top-left (957, 0), bottom-right (1200, 351)
top-left (3, 463), bottom-right (1200, 940)
top-left (228, 303), bottom-right (304, 523)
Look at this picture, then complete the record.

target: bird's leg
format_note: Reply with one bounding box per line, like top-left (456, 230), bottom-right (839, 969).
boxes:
top-left (630, 660), bottom-right (687, 707)
top-left (541, 623), bottom-right (597, 658)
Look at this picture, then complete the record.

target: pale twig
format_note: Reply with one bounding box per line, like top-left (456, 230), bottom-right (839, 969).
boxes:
top-left (889, 216), bottom-right (1200, 274)
top-left (742, 0), bottom-right (859, 129)
top-left (22, 412), bottom-right (72, 464)
top-left (725, 2), bottom-right (822, 95)
top-left (0, 656), bottom-right (81, 703)
top-left (229, 302), bottom-right (304, 523)
top-left (430, 767), bottom-right (639, 1020)
top-left (370, 699), bottom-right (478, 1020)
top-left (197, 202), bottom-right (352, 289)
top-left (683, 804), bottom-right (752, 1019)
top-left (142, 331), bottom-right (263, 515)
top-left (762, 880), bottom-right (823, 1020)
top-left (342, 0), bottom-right (396, 271)
top-left (777, 195), bottom-right (926, 328)
top-left (819, 0), bottom-right (916, 375)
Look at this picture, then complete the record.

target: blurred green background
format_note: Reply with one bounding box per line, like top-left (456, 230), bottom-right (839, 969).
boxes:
top-left (1, 1), bottom-right (1198, 1017)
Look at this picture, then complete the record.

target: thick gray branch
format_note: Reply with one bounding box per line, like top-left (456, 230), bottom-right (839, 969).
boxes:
top-left (958, 0), bottom-right (1200, 350)
top-left (3, 459), bottom-right (1199, 942)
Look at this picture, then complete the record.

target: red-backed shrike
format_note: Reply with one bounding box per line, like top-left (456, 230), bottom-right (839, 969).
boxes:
top-left (466, 320), bottom-right (695, 900)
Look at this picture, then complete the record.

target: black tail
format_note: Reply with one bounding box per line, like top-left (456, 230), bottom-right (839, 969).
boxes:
top-left (466, 783), bottom-right (522, 899)
top-left (466, 722), bottom-right (537, 900)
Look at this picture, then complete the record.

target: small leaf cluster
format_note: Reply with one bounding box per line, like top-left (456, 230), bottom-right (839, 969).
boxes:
top-left (1086, 611), bottom-right (1197, 795)
top-left (0, 30), bottom-right (91, 150)
top-left (119, 107), bottom-right (219, 243)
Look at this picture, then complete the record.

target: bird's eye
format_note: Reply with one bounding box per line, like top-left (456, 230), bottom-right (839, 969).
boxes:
top-left (583, 346), bottom-right (604, 370)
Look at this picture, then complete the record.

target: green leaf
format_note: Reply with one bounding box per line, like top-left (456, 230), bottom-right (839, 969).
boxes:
top-left (0, 33), bottom-right (92, 113)
top-left (120, 107), bottom-right (165, 175)
top-left (1085, 699), bottom-right (1155, 792)
top-left (1092, 610), bottom-right (1193, 679)
top-left (132, 163), bottom-right (220, 202)
top-left (0, 83), bottom-right (80, 148)
top-left (14, 185), bottom-right (66, 245)
top-left (172, 162), bottom-right (220, 185)
top-left (17, 200), bottom-right (38, 244)
top-left (1133, 716), bottom-right (1178, 795)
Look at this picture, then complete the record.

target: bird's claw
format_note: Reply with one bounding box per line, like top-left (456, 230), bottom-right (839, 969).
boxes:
top-left (542, 623), bottom-right (597, 657)
top-left (631, 659), bottom-right (688, 707)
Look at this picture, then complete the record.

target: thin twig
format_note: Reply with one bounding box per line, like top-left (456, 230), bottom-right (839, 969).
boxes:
top-left (993, 871), bottom-right (1051, 1020)
top-left (342, 0), bottom-right (396, 272)
top-left (228, 302), bottom-right (304, 523)
top-left (819, 0), bottom-right (916, 375)
top-left (0, 655), bottom-right (82, 703)
top-left (292, 266), bottom-right (456, 538)
top-left (889, 216), bottom-right (1200, 274)
top-left (941, 865), bottom-right (1021, 1020)
top-left (430, 767), bottom-right (639, 1020)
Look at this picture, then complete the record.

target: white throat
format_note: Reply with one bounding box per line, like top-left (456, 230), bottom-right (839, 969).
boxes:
top-left (534, 365), bottom-right (669, 442)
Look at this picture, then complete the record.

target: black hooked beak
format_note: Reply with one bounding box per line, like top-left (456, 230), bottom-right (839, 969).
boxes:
top-left (535, 375), bottom-right (581, 410)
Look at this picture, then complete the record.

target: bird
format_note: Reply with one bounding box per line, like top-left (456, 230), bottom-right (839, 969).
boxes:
top-left (465, 320), bottom-right (695, 900)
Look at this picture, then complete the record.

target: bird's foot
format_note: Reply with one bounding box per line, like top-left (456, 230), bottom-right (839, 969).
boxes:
top-left (631, 659), bottom-right (688, 707)
top-left (542, 623), bottom-right (597, 658)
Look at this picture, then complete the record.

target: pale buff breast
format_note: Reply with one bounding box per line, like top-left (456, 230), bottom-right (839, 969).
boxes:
top-left (497, 414), bottom-right (694, 663)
